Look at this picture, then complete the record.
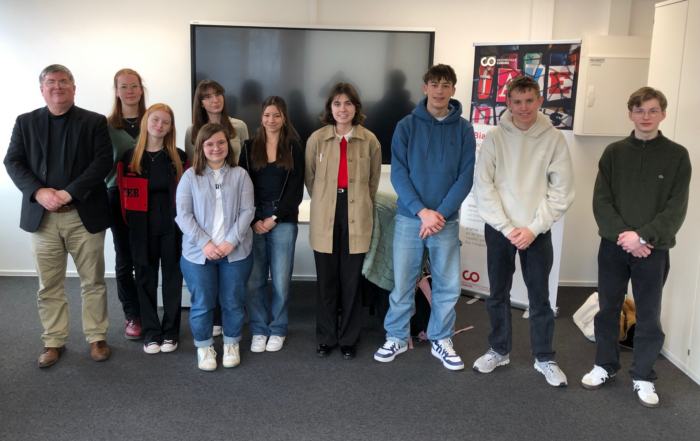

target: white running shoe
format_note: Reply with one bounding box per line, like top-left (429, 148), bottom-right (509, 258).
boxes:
top-left (223, 343), bottom-right (240, 368)
top-left (251, 335), bottom-right (268, 353)
top-left (633, 380), bottom-right (659, 408)
top-left (473, 348), bottom-right (510, 373)
top-left (581, 365), bottom-right (613, 390)
top-left (534, 359), bottom-right (568, 386)
top-left (266, 336), bottom-right (286, 352)
top-left (197, 346), bottom-right (217, 371)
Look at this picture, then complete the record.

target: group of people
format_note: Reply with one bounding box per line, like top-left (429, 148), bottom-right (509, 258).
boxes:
top-left (4, 62), bottom-right (690, 409)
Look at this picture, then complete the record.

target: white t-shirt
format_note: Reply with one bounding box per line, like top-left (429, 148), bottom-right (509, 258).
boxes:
top-left (211, 169), bottom-right (226, 246)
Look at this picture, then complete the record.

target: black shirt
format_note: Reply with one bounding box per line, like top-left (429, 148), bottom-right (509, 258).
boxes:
top-left (123, 118), bottom-right (140, 139)
top-left (249, 161), bottom-right (288, 203)
top-left (146, 150), bottom-right (171, 207)
top-left (46, 105), bottom-right (74, 191)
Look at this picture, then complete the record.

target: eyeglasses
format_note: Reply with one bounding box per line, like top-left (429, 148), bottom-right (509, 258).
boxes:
top-left (632, 108), bottom-right (662, 117)
top-left (202, 92), bottom-right (224, 101)
top-left (43, 80), bottom-right (72, 88)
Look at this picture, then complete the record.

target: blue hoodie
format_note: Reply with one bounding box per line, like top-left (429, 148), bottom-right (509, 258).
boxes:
top-left (391, 97), bottom-right (476, 221)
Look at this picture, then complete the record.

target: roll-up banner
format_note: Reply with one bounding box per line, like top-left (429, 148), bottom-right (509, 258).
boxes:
top-left (460, 40), bottom-right (581, 313)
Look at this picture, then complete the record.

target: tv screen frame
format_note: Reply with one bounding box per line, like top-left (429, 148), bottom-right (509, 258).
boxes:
top-left (190, 21), bottom-right (436, 164)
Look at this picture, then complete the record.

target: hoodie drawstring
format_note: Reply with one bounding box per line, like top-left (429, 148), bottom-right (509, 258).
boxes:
top-left (426, 119), bottom-right (434, 161)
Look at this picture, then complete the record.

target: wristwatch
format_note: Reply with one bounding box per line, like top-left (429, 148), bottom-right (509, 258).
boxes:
top-left (639, 237), bottom-right (647, 245)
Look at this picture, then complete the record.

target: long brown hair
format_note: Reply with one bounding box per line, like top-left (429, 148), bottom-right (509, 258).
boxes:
top-left (250, 96), bottom-right (300, 171)
top-left (320, 82), bottom-right (366, 126)
top-left (130, 104), bottom-right (183, 180)
top-left (192, 123), bottom-right (237, 176)
top-left (191, 79), bottom-right (236, 144)
top-left (107, 68), bottom-right (147, 129)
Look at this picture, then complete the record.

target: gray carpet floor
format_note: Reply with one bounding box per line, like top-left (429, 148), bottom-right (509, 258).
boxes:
top-left (1, 276), bottom-right (699, 440)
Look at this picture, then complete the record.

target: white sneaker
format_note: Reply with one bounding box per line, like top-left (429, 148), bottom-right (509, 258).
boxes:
top-left (473, 348), bottom-right (510, 373)
top-left (251, 335), bottom-right (268, 353)
top-left (633, 380), bottom-right (659, 408)
top-left (161, 340), bottom-right (178, 353)
top-left (581, 365), bottom-right (613, 390)
top-left (431, 338), bottom-right (465, 371)
top-left (266, 336), bottom-right (286, 352)
top-left (223, 343), bottom-right (240, 368)
top-left (534, 359), bottom-right (568, 386)
top-left (197, 346), bottom-right (217, 371)
top-left (212, 326), bottom-right (223, 337)
top-left (143, 342), bottom-right (161, 354)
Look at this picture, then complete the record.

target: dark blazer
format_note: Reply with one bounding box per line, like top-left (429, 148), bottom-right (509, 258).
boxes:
top-left (4, 105), bottom-right (113, 233)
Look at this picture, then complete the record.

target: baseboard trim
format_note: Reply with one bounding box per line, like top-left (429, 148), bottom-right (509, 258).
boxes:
top-left (661, 347), bottom-right (700, 386)
top-left (558, 281), bottom-right (597, 287)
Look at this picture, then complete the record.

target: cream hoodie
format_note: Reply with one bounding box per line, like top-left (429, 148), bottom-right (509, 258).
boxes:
top-left (474, 110), bottom-right (575, 237)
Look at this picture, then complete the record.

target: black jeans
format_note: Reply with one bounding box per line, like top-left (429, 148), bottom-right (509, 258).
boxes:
top-left (484, 224), bottom-right (556, 361)
top-left (107, 186), bottom-right (140, 320)
top-left (134, 204), bottom-right (183, 345)
top-left (595, 238), bottom-right (669, 381)
top-left (314, 191), bottom-right (365, 347)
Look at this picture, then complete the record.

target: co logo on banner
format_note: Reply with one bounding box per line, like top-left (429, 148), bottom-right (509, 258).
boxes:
top-left (462, 270), bottom-right (480, 283)
top-left (480, 56), bottom-right (496, 67)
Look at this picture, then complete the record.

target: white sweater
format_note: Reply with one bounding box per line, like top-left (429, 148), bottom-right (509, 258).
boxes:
top-left (474, 110), bottom-right (575, 237)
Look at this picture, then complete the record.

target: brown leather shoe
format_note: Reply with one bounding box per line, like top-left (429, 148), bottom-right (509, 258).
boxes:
top-left (90, 340), bottom-right (111, 362)
top-left (38, 346), bottom-right (65, 368)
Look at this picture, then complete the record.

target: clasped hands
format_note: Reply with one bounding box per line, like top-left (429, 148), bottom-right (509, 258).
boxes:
top-left (506, 228), bottom-right (536, 250)
top-left (617, 231), bottom-right (653, 258)
top-left (252, 217), bottom-right (277, 234)
top-left (418, 209), bottom-right (445, 239)
top-left (36, 188), bottom-right (72, 211)
top-left (203, 241), bottom-right (234, 260)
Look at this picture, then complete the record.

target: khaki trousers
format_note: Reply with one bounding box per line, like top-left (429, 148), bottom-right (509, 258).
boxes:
top-left (30, 210), bottom-right (108, 347)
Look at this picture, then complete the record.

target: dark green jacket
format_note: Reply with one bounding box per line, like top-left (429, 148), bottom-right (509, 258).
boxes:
top-left (593, 131), bottom-right (691, 249)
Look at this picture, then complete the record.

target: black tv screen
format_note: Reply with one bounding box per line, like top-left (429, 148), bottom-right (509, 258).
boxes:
top-left (191, 23), bottom-right (435, 163)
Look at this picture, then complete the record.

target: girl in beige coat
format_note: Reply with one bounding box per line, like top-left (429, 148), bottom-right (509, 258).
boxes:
top-left (305, 83), bottom-right (382, 359)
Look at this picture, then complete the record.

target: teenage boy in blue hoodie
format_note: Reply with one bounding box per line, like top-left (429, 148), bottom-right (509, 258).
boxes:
top-left (374, 64), bottom-right (476, 370)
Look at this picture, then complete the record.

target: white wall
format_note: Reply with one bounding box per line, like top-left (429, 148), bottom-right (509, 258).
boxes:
top-left (0, 0), bottom-right (660, 285)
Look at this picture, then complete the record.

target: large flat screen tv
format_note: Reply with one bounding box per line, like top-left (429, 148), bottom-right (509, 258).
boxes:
top-left (191, 22), bottom-right (435, 164)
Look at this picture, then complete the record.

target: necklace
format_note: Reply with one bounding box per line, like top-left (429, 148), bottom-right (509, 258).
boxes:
top-left (146, 149), bottom-right (164, 162)
top-left (124, 117), bottom-right (138, 128)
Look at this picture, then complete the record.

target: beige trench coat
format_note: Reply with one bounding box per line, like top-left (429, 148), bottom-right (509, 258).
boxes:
top-left (305, 125), bottom-right (382, 254)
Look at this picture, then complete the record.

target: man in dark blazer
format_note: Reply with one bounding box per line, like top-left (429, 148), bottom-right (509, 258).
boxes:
top-left (4, 64), bottom-right (113, 367)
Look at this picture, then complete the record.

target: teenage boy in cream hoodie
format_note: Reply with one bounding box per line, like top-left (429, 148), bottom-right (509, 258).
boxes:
top-left (473, 76), bottom-right (575, 386)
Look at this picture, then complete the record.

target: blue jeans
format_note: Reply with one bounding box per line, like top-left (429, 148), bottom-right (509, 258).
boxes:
top-left (245, 205), bottom-right (298, 337)
top-left (384, 214), bottom-right (461, 346)
top-left (180, 253), bottom-right (253, 348)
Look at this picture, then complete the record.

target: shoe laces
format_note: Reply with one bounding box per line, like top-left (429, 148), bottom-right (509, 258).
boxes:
top-left (202, 346), bottom-right (216, 360)
top-left (145, 342), bottom-right (159, 349)
top-left (437, 339), bottom-right (457, 356)
top-left (163, 340), bottom-right (175, 346)
top-left (485, 348), bottom-right (499, 359)
top-left (634, 380), bottom-right (655, 394)
top-left (382, 341), bottom-right (398, 351)
top-left (224, 344), bottom-right (237, 356)
top-left (253, 335), bottom-right (266, 343)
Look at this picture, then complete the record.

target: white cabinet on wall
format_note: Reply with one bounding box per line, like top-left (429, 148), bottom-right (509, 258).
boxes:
top-left (573, 35), bottom-right (651, 136)
top-left (648, 0), bottom-right (700, 385)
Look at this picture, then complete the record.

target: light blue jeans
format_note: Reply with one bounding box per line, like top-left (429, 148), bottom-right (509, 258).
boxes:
top-left (384, 214), bottom-right (461, 346)
top-left (181, 253), bottom-right (253, 348)
top-left (245, 205), bottom-right (298, 337)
